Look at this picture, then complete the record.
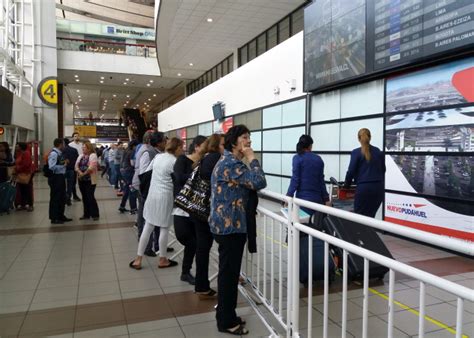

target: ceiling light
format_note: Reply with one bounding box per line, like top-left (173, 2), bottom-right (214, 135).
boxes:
top-left (79, 99), bottom-right (82, 102)
top-left (148, 98), bottom-right (151, 101)
top-left (126, 95), bottom-right (130, 98)
top-left (74, 74), bottom-right (79, 78)
top-left (177, 73), bottom-right (182, 77)
top-left (189, 63), bottom-right (193, 66)
top-left (153, 94), bottom-right (156, 97)
top-left (125, 78), bottom-right (130, 81)
top-left (123, 82), bottom-right (127, 85)
top-left (75, 79), bottom-right (80, 82)
top-left (207, 18), bottom-right (213, 22)
top-left (149, 80), bottom-right (154, 83)
top-left (78, 95), bottom-right (81, 98)
top-left (113, 94), bottom-right (116, 97)
top-left (123, 104), bottom-right (126, 107)
top-left (146, 83), bottom-right (150, 87)
top-left (74, 102), bottom-right (77, 104)
top-left (100, 76), bottom-right (104, 80)
top-left (76, 90), bottom-right (80, 93)
top-left (100, 80), bottom-right (104, 84)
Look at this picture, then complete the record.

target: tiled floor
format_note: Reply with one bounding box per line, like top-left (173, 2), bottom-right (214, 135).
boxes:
top-left (0, 176), bottom-right (472, 337)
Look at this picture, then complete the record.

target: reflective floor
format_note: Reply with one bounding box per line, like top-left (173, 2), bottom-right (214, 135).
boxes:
top-left (0, 176), bottom-right (472, 337)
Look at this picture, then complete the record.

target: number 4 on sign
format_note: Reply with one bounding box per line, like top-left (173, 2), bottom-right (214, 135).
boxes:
top-left (44, 84), bottom-right (55, 99)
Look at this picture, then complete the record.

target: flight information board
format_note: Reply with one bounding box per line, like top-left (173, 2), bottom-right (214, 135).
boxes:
top-left (304, 0), bottom-right (474, 92)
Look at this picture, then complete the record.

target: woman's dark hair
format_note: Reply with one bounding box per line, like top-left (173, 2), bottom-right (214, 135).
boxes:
top-left (224, 125), bottom-right (250, 151)
top-left (296, 135), bottom-right (313, 154)
top-left (188, 135), bottom-right (207, 154)
top-left (17, 142), bottom-right (28, 152)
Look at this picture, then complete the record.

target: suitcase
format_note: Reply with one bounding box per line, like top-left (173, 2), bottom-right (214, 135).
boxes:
top-left (322, 215), bottom-right (392, 280)
top-left (299, 234), bottom-right (336, 285)
top-left (0, 179), bottom-right (16, 214)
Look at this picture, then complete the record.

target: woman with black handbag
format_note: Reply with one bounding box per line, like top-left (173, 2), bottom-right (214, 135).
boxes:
top-left (192, 133), bottom-right (224, 299)
top-left (172, 135), bottom-right (207, 285)
top-left (75, 141), bottom-right (100, 220)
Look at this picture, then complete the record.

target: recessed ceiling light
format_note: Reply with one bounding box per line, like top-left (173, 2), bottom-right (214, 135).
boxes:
top-left (146, 83), bottom-right (151, 87)
top-left (76, 90), bottom-right (80, 93)
top-left (125, 78), bottom-right (130, 81)
top-left (75, 79), bottom-right (80, 82)
top-left (79, 99), bottom-right (82, 102)
top-left (177, 73), bottom-right (182, 77)
top-left (207, 18), bottom-right (213, 22)
top-left (100, 80), bottom-right (104, 84)
top-left (113, 94), bottom-right (116, 97)
top-left (148, 98), bottom-right (151, 101)
top-left (100, 76), bottom-right (104, 80)
top-left (149, 80), bottom-right (154, 83)
top-left (74, 102), bottom-right (77, 104)
top-left (153, 94), bottom-right (156, 97)
top-left (123, 82), bottom-right (127, 85)
top-left (126, 95), bottom-right (130, 98)
top-left (78, 95), bottom-right (81, 98)
top-left (189, 63), bottom-right (193, 66)
top-left (123, 104), bottom-right (126, 107)
top-left (74, 74), bottom-right (79, 78)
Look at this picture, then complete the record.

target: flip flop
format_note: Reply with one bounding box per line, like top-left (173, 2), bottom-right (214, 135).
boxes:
top-left (129, 260), bottom-right (142, 270)
top-left (218, 323), bottom-right (249, 336)
top-left (158, 259), bottom-right (178, 269)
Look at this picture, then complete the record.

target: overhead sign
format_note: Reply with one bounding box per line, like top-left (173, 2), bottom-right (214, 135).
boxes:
top-left (96, 126), bottom-right (128, 139)
top-left (37, 77), bottom-right (58, 107)
top-left (74, 125), bottom-right (97, 137)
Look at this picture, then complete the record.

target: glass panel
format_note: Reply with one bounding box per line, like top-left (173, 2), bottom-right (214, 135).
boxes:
top-left (198, 122), bottom-right (213, 136)
top-left (257, 33), bottom-right (266, 56)
top-left (263, 129), bottom-right (282, 151)
top-left (262, 105), bottom-right (282, 128)
top-left (222, 59), bottom-right (228, 76)
top-left (340, 80), bottom-right (384, 118)
top-left (266, 175), bottom-right (282, 194)
top-left (282, 99), bottom-right (305, 126)
top-left (282, 126), bottom-right (305, 151)
top-left (248, 39), bottom-right (257, 61)
top-left (254, 152), bottom-right (262, 164)
top-left (217, 64), bottom-right (222, 80)
top-left (263, 153), bottom-right (282, 175)
top-left (340, 118), bottom-right (383, 151)
top-left (211, 68), bottom-right (217, 83)
top-left (239, 45), bottom-right (248, 65)
top-left (310, 123), bottom-right (340, 151)
top-left (246, 109), bottom-right (262, 130)
top-left (311, 90), bottom-right (341, 122)
top-left (228, 55), bottom-right (234, 72)
top-left (320, 154), bottom-right (341, 182)
top-left (278, 17), bottom-right (290, 43)
top-left (339, 155), bottom-right (351, 182)
top-left (251, 131), bottom-right (262, 151)
top-left (267, 25), bottom-right (278, 49)
top-left (281, 177), bottom-right (291, 195)
top-left (187, 125), bottom-right (198, 138)
top-left (291, 8), bottom-right (304, 35)
top-left (281, 153), bottom-right (294, 176)
top-left (233, 113), bottom-right (247, 126)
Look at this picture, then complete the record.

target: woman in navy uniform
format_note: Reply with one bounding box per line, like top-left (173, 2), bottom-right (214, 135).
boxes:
top-left (344, 128), bottom-right (385, 218)
top-left (287, 135), bottom-right (330, 215)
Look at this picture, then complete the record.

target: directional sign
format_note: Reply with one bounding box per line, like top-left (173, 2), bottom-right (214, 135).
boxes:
top-left (37, 77), bottom-right (58, 107)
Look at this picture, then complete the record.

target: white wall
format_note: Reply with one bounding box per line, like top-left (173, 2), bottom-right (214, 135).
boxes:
top-left (58, 50), bottom-right (161, 76)
top-left (158, 32), bottom-right (305, 131)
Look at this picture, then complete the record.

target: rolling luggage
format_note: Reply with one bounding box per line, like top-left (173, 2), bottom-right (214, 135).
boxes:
top-left (0, 179), bottom-right (16, 214)
top-left (322, 215), bottom-right (392, 280)
top-left (299, 233), bottom-right (336, 285)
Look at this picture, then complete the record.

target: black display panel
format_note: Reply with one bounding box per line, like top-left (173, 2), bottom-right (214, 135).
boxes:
top-left (304, 0), bottom-right (474, 92)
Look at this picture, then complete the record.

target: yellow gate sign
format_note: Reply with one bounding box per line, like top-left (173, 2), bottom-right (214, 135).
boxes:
top-left (74, 125), bottom-right (97, 137)
top-left (37, 77), bottom-right (58, 107)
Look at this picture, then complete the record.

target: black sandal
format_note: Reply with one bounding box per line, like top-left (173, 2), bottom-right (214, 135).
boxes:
top-left (236, 316), bottom-right (246, 325)
top-left (158, 259), bottom-right (178, 269)
top-left (129, 260), bottom-right (142, 270)
top-left (196, 288), bottom-right (217, 299)
top-left (219, 324), bottom-right (248, 335)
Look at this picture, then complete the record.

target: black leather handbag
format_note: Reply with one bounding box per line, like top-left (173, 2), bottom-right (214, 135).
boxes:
top-left (174, 164), bottom-right (210, 221)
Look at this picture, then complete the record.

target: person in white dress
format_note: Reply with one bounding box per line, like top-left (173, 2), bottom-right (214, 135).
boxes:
top-left (129, 137), bottom-right (184, 269)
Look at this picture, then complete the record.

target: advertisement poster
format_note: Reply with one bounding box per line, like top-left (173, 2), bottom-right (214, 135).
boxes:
top-left (213, 117), bottom-right (233, 134)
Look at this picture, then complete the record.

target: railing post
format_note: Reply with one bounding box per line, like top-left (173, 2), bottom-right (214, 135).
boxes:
top-left (291, 200), bottom-right (300, 337)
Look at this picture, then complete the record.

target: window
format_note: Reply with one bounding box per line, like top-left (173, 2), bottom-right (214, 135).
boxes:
top-left (240, 45), bottom-right (248, 65)
top-left (267, 26), bottom-right (278, 50)
top-left (278, 17), bottom-right (290, 43)
top-left (257, 33), bottom-right (266, 56)
top-left (248, 39), bottom-right (257, 61)
top-left (291, 7), bottom-right (304, 35)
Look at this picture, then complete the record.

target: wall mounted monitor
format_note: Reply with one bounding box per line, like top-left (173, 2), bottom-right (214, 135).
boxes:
top-left (304, 0), bottom-right (474, 92)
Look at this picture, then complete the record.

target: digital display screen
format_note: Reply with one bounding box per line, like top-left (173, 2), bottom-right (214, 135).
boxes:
top-left (304, 0), bottom-right (474, 92)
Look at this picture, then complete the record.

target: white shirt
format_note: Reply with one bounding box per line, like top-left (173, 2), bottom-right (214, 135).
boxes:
top-left (69, 141), bottom-right (82, 155)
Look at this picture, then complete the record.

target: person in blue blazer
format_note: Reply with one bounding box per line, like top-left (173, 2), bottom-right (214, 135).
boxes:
top-left (344, 128), bottom-right (385, 217)
top-left (287, 135), bottom-right (330, 215)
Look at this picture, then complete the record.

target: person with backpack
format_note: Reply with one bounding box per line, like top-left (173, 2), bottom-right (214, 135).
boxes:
top-left (47, 138), bottom-right (72, 224)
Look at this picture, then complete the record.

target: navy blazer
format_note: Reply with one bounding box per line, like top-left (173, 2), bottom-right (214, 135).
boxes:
top-left (344, 145), bottom-right (385, 186)
top-left (286, 152), bottom-right (329, 205)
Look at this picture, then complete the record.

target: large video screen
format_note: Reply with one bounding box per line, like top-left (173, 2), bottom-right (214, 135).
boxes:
top-left (304, 0), bottom-right (474, 92)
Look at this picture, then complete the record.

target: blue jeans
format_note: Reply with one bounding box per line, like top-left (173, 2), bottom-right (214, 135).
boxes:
top-left (108, 161), bottom-right (115, 186)
top-left (120, 169), bottom-right (137, 210)
top-left (114, 164), bottom-right (121, 189)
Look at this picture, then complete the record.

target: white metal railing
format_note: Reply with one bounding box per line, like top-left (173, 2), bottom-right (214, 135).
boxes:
top-left (244, 191), bottom-right (473, 338)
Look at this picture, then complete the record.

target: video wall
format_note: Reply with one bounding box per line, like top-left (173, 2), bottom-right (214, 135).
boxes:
top-left (304, 0), bottom-right (474, 92)
top-left (384, 57), bottom-right (473, 241)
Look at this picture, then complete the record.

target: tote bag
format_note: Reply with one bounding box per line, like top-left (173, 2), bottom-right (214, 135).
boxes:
top-left (174, 164), bottom-right (210, 221)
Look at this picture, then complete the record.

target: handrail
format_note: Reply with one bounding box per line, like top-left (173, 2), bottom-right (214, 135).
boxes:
top-left (293, 197), bottom-right (474, 256)
top-left (293, 221), bottom-right (474, 301)
top-left (57, 36), bottom-right (156, 48)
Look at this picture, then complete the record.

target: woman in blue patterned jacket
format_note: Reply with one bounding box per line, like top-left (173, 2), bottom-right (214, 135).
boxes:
top-left (209, 125), bottom-right (266, 335)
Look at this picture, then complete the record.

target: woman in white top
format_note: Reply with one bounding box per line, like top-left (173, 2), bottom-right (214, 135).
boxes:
top-left (75, 141), bottom-right (99, 220)
top-left (130, 137), bottom-right (184, 269)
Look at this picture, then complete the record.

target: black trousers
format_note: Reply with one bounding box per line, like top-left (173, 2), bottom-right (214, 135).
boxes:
top-left (354, 182), bottom-right (384, 218)
top-left (48, 174), bottom-right (66, 221)
top-left (193, 217), bottom-right (214, 292)
top-left (78, 180), bottom-right (99, 218)
top-left (173, 215), bottom-right (196, 274)
top-left (17, 181), bottom-right (33, 206)
top-left (214, 233), bottom-right (247, 330)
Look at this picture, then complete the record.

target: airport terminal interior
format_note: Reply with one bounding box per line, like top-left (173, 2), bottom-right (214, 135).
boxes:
top-left (0, 0), bottom-right (473, 337)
